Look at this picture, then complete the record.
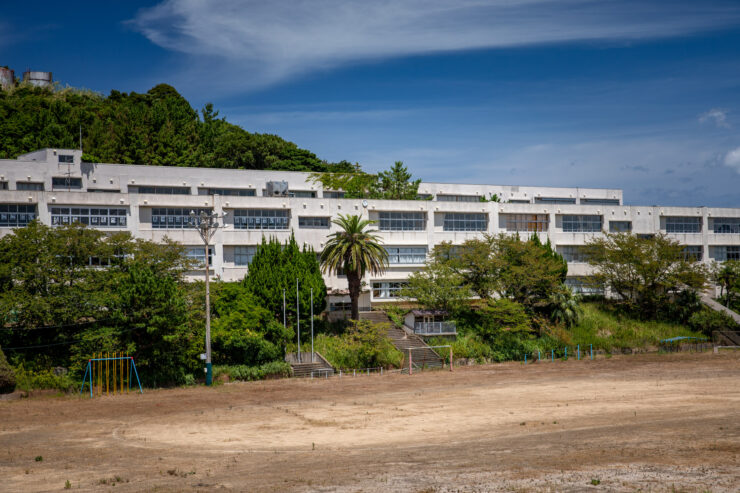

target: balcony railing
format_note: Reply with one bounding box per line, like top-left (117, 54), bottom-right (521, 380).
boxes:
top-left (413, 321), bottom-right (457, 335)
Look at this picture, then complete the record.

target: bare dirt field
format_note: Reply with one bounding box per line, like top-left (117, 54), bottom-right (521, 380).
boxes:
top-left (1, 352), bottom-right (739, 492)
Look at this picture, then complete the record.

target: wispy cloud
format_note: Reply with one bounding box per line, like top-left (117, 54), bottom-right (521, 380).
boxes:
top-left (699, 108), bottom-right (730, 128)
top-left (725, 147), bottom-right (740, 173)
top-left (129, 0), bottom-right (740, 91)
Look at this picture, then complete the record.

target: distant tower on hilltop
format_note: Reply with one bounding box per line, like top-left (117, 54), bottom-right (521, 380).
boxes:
top-left (22, 70), bottom-right (53, 88)
top-left (0, 66), bottom-right (15, 89)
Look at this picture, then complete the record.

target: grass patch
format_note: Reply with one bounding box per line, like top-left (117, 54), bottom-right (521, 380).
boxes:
top-left (570, 301), bottom-right (703, 350)
top-left (213, 361), bottom-right (292, 382)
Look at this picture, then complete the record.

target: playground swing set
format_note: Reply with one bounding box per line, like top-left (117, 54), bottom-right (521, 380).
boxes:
top-left (79, 352), bottom-right (143, 398)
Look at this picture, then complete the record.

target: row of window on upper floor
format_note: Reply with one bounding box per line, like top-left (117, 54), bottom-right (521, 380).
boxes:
top-left (4, 205), bottom-right (740, 235)
top-left (2, 180), bottom-right (622, 205)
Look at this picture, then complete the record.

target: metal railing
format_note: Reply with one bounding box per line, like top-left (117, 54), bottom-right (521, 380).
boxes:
top-left (413, 321), bottom-right (457, 335)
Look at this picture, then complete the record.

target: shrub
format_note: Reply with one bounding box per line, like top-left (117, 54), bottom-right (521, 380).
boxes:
top-left (306, 321), bottom-right (403, 369)
top-left (473, 299), bottom-right (531, 344)
top-left (213, 361), bottom-right (292, 382)
top-left (13, 365), bottom-right (76, 392)
top-left (688, 308), bottom-right (740, 336)
top-left (0, 346), bottom-right (16, 394)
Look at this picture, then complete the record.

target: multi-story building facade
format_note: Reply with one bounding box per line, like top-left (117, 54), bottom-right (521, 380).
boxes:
top-left (2, 148), bottom-right (739, 313)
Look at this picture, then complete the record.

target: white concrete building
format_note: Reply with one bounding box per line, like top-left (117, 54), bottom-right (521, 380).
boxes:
top-left (1, 148), bottom-right (739, 316)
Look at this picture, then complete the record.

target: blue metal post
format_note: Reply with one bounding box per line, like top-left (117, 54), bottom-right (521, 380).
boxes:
top-left (80, 361), bottom-right (90, 396)
top-left (590, 344), bottom-right (593, 360)
top-left (525, 353), bottom-right (527, 364)
top-left (131, 359), bottom-right (144, 394)
top-left (551, 349), bottom-right (554, 362)
top-left (565, 346), bottom-right (567, 360)
top-left (577, 344), bottom-right (580, 360)
top-left (538, 350), bottom-right (541, 361)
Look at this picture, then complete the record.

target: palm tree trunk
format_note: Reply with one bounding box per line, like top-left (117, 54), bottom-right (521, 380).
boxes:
top-left (348, 272), bottom-right (361, 320)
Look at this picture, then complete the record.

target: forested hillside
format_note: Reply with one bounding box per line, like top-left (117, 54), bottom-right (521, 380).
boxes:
top-left (0, 83), bottom-right (355, 172)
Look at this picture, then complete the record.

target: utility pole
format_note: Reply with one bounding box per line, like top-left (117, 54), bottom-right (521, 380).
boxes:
top-left (311, 287), bottom-right (314, 362)
top-left (190, 209), bottom-right (227, 386)
top-left (296, 278), bottom-right (301, 363)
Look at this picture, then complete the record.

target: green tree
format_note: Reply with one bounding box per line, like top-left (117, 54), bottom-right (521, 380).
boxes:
top-left (474, 299), bottom-right (531, 344)
top-left (400, 261), bottom-right (470, 313)
top-left (714, 260), bottom-right (740, 308)
top-left (548, 287), bottom-right (582, 328)
top-left (0, 346), bottom-right (16, 394)
top-left (585, 233), bottom-right (708, 318)
top-left (321, 214), bottom-right (388, 320)
top-left (242, 234), bottom-right (327, 325)
top-left (377, 161), bottom-right (421, 200)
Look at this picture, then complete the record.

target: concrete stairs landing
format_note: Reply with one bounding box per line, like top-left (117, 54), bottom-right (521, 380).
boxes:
top-left (285, 352), bottom-right (334, 378)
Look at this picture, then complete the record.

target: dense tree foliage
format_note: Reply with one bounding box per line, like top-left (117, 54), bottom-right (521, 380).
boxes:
top-left (713, 260), bottom-right (740, 310)
top-left (0, 222), bottom-right (197, 385)
top-left (309, 161), bottom-right (422, 200)
top-left (0, 83), bottom-right (354, 172)
top-left (400, 262), bottom-right (470, 314)
top-left (585, 233), bottom-right (708, 318)
top-left (242, 233), bottom-right (326, 326)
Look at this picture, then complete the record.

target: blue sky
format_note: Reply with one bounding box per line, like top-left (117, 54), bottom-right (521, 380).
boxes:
top-left (2, 1), bottom-right (740, 207)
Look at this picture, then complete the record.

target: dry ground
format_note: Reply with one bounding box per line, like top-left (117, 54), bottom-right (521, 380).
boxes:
top-left (1, 352), bottom-right (739, 492)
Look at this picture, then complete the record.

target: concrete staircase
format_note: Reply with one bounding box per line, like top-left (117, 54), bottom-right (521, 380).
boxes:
top-left (360, 311), bottom-right (443, 371)
top-left (699, 290), bottom-right (740, 325)
top-left (285, 352), bottom-right (335, 378)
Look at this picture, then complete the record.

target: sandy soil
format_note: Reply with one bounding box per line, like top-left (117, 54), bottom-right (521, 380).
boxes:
top-left (1, 352), bottom-right (738, 492)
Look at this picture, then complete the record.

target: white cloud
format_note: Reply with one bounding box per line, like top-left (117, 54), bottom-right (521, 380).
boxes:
top-left (725, 147), bottom-right (740, 172)
top-left (699, 108), bottom-right (730, 128)
top-left (129, 0), bottom-right (740, 91)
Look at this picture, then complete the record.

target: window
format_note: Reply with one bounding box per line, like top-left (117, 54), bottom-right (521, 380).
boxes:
top-left (386, 246), bottom-right (427, 264)
top-left (565, 277), bottom-right (604, 295)
top-left (51, 207), bottom-right (127, 227)
top-left (507, 199), bottom-right (531, 204)
top-left (329, 301), bottom-right (352, 312)
top-left (198, 188), bottom-right (256, 197)
top-left (502, 214), bottom-right (549, 232)
top-left (562, 215), bottom-right (602, 232)
top-left (87, 189), bottom-right (120, 193)
top-left (682, 246), bottom-right (703, 261)
top-left (711, 246), bottom-right (740, 262)
top-left (609, 221), bottom-right (632, 233)
top-left (436, 194), bottom-right (480, 202)
top-left (372, 281), bottom-right (407, 299)
top-left (379, 211), bottom-right (425, 231)
top-left (233, 209), bottom-right (290, 230)
top-left (535, 197), bottom-right (576, 204)
top-left (0, 181), bottom-right (7, 190)
top-left (233, 246), bottom-right (258, 266)
top-left (185, 246), bottom-right (214, 268)
top-left (557, 246), bottom-right (588, 263)
top-left (0, 204), bottom-right (36, 227)
top-left (323, 191), bottom-right (345, 199)
top-left (444, 213), bottom-right (487, 232)
top-left (637, 234), bottom-right (655, 240)
top-left (151, 208), bottom-right (210, 229)
top-left (52, 177), bottom-right (82, 189)
top-left (131, 185), bottom-right (190, 195)
top-left (712, 218), bottom-right (740, 234)
top-left (581, 198), bottom-right (620, 205)
top-left (58, 154), bottom-right (74, 164)
top-left (665, 216), bottom-right (702, 233)
top-left (291, 190), bottom-right (316, 198)
top-left (298, 216), bottom-right (330, 229)
top-left (416, 193), bottom-right (433, 200)
top-left (16, 182), bottom-right (44, 191)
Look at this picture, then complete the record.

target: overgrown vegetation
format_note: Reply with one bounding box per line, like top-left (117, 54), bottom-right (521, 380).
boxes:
top-left (0, 345), bottom-right (16, 393)
top-left (299, 321), bottom-right (403, 369)
top-left (212, 361), bottom-right (292, 382)
top-left (0, 83), bottom-right (355, 172)
top-left (309, 161), bottom-right (421, 200)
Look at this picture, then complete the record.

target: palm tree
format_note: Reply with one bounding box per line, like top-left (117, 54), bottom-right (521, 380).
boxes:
top-left (549, 287), bottom-right (582, 328)
top-left (320, 214), bottom-right (388, 320)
